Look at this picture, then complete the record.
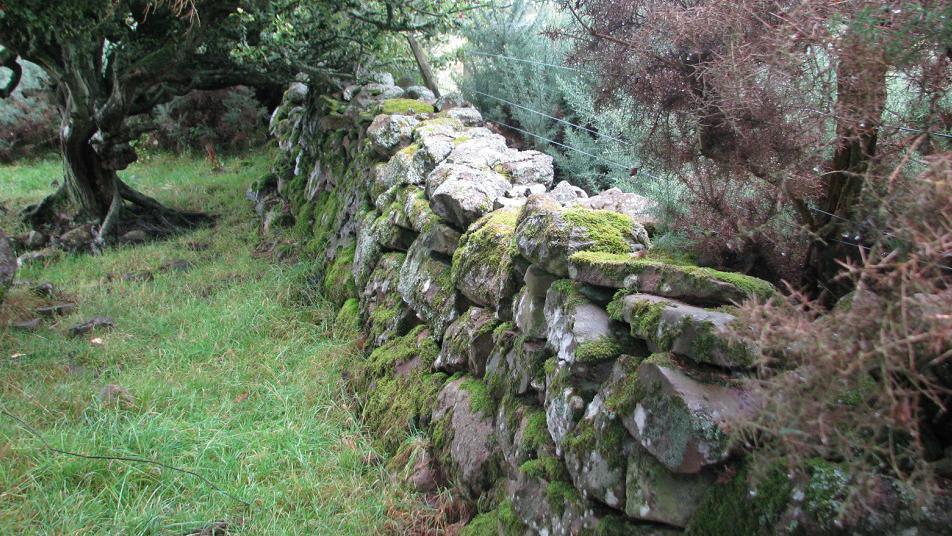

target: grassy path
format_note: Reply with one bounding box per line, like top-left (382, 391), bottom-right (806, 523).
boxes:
top-left (0, 154), bottom-right (407, 534)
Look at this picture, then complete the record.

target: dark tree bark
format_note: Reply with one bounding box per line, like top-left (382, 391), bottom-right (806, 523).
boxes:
top-left (406, 34), bottom-right (441, 99)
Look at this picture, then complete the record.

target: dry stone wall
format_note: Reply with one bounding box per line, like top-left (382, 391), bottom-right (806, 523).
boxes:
top-left (259, 75), bottom-right (887, 535)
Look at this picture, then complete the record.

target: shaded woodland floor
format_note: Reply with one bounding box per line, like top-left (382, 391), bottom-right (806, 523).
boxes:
top-left (0, 153), bottom-right (416, 534)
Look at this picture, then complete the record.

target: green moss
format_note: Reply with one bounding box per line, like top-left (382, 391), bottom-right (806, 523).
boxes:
top-left (459, 377), bottom-right (496, 417)
top-left (497, 499), bottom-right (526, 536)
top-left (380, 98), bottom-right (435, 115)
top-left (334, 298), bottom-right (360, 335)
top-left (563, 208), bottom-right (639, 255)
top-left (323, 245), bottom-right (357, 306)
top-left (543, 357), bottom-right (558, 376)
top-left (546, 480), bottom-right (580, 514)
top-left (574, 336), bottom-right (627, 363)
top-left (519, 455), bottom-right (569, 483)
top-left (452, 135), bottom-right (473, 145)
top-left (603, 355), bottom-right (645, 415)
top-left (451, 208), bottom-right (519, 300)
top-left (685, 464), bottom-right (792, 536)
top-left (460, 509), bottom-right (498, 536)
top-left (359, 371), bottom-right (448, 455)
top-left (521, 408), bottom-right (550, 454)
top-left (803, 458), bottom-right (848, 523)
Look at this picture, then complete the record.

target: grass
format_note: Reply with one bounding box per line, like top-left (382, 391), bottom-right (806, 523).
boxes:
top-left (0, 152), bottom-right (413, 534)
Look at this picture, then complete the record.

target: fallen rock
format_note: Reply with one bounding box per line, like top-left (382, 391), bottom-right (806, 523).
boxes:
top-left (22, 230), bottom-right (49, 250)
top-left (35, 303), bottom-right (77, 317)
top-left (0, 231), bottom-right (17, 304)
top-left (69, 316), bottom-right (115, 337)
top-left (451, 208), bottom-right (521, 309)
top-left (29, 282), bottom-right (53, 297)
top-left (614, 293), bottom-right (756, 368)
top-left (513, 265), bottom-right (559, 340)
top-left (515, 194), bottom-right (650, 277)
top-left (569, 252), bottom-right (775, 305)
top-left (17, 248), bottom-right (60, 267)
top-left (431, 377), bottom-right (498, 498)
top-left (435, 307), bottom-right (498, 376)
top-left (98, 384), bottom-right (134, 408)
top-left (622, 356), bottom-right (758, 474)
top-left (10, 318), bottom-right (41, 332)
top-left (398, 238), bottom-right (463, 337)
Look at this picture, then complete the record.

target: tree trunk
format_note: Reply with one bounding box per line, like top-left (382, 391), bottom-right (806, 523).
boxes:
top-left (803, 46), bottom-right (888, 302)
top-left (61, 115), bottom-right (118, 222)
top-left (406, 34), bottom-right (441, 99)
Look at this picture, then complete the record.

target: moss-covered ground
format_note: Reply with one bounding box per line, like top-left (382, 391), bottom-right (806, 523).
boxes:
top-left (0, 153), bottom-right (419, 534)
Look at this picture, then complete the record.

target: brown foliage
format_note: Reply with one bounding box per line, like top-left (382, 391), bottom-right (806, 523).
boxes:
top-left (730, 153), bottom-right (952, 515)
top-left (557, 0), bottom-right (950, 289)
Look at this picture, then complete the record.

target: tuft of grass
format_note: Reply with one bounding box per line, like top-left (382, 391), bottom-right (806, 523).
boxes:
top-left (0, 152), bottom-right (417, 534)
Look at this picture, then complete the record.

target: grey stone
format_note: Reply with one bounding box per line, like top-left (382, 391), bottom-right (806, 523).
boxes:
top-left (405, 85), bottom-right (437, 103)
top-left (362, 252), bottom-right (419, 349)
top-left (575, 187), bottom-right (659, 230)
top-left (443, 106), bottom-right (483, 126)
top-left (435, 92), bottom-right (467, 111)
top-left (419, 222), bottom-right (462, 256)
top-left (625, 445), bottom-right (714, 527)
top-left (622, 358), bottom-right (758, 474)
top-left (544, 281), bottom-right (637, 365)
top-left (428, 164), bottom-right (512, 229)
top-left (366, 114), bottom-right (420, 156)
top-left (398, 238), bottom-right (463, 337)
top-left (435, 307), bottom-right (498, 376)
top-left (69, 316), bottom-right (116, 337)
top-left (550, 180), bottom-right (588, 205)
top-left (499, 149), bottom-right (554, 188)
top-left (513, 265), bottom-right (558, 340)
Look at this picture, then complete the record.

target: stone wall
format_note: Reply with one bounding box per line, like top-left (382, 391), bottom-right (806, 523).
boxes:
top-left (258, 75), bottom-right (856, 535)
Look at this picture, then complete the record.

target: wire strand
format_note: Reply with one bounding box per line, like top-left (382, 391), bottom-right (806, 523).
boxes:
top-left (0, 407), bottom-right (252, 509)
top-left (467, 50), bottom-right (585, 72)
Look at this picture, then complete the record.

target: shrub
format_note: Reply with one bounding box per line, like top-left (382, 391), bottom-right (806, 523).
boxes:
top-left (729, 154), bottom-right (952, 520)
top-left (150, 86), bottom-right (269, 155)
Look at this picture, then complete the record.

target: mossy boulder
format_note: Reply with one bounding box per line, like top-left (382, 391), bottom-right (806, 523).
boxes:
top-left (452, 208), bottom-right (522, 309)
top-left (485, 331), bottom-right (550, 400)
top-left (366, 113), bottom-right (420, 156)
top-left (353, 209), bottom-right (383, 288)
top-left (495, 397), bottom-right (555, 473)
top-left (0, 231), bottom-right (15, 305)
top-left (614, 293), bottom-right (756, 369)
top-left (544, 280), bottom-right (641, 366)
top-left (371, 146), bottom-right (429, 205)
top-left (362, 252), bottom-right (419, 349)
top-left (419, 221), bottom-right (463, 256)
top-left (412, 116), bottom-right (465, 169)
top-left (394, 185), bottom-right (439, 234)
top-left (435, 307), bottom-right (499, 376)
top-left (370, 203), bottom-right (418, 251)
top-left (625, 445), bottom-right (714, 527)
top-left (355, 326), bottom-right (447, 454)
top-left (569, 252), bottom-right (775, 305)
top-left (572, 188), bottom-right (659, 232)
top-left (622, 358), bottom-right (757, 474)
top-left (431, 376), bottom-right (500, 499)
top-left (497, 149), bottom-right (554, 188)
top-left (333, 298), bottom-right (361, 335)
top-left (398, 238), bottom-right (464, 338)
top-left (515, 194), bottom-right (650, 277)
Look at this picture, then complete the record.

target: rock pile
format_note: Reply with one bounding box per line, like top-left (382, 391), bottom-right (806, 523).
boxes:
top-left (263, 74), bottom-right (944, 535)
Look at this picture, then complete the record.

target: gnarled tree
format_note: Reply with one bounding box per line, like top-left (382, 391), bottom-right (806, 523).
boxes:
top-left (0, 0), bottom-right (478, 243)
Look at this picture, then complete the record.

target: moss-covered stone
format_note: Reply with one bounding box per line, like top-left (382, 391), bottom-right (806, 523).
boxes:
top-left (569, 251), bottom-right (775, 304)
top-left (460, 509), bottom-right (499, 536)
top-left (379, 98), bottom-right (435, 115)
top-left (685, 464), bottom-right (792, 536)
top-left (398, 238), bottom-right (463, 338)
top-left (614, 293), bottom-right (756, 369)
top-left (515, 194), bottom-right (650, 277)
top-left (333, 298), bottom-right (360, 336)
top-left (323, 245), bottom-right (358, 306)
top-left (452, 208), bottom-right (521, 309)
top-left (354, 326), bottom-right (447, 454)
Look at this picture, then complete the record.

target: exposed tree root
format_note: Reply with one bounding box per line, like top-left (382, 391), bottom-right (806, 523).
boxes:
top-left (21, 181), bottom-right (68, 226)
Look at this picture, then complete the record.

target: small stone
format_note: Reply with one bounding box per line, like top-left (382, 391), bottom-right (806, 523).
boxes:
top-left (68, 316), bottom-right (115, 337)
top-left (122, 271), bottom-right (154, 282)
top-left (160, 259), bottom-right (194, 273)
top-left (98, 384), bottom-right (134, 408)
top-left (60, 225), bottom-right (94, 249)
top-left (23, 230), bottom-right (48, 249)
top-left (35, 303), bottom-right (77, 317)
top-left (404, 85), bottom-right (437, 103)
top-left (118, 229), bottom-right (148, 245)
top-left (10, 318), bottom-right (41, 332)
top-left (0, 230), bottom-right (16, 305)
top-left (17, 248), bottom-right (60, 267)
